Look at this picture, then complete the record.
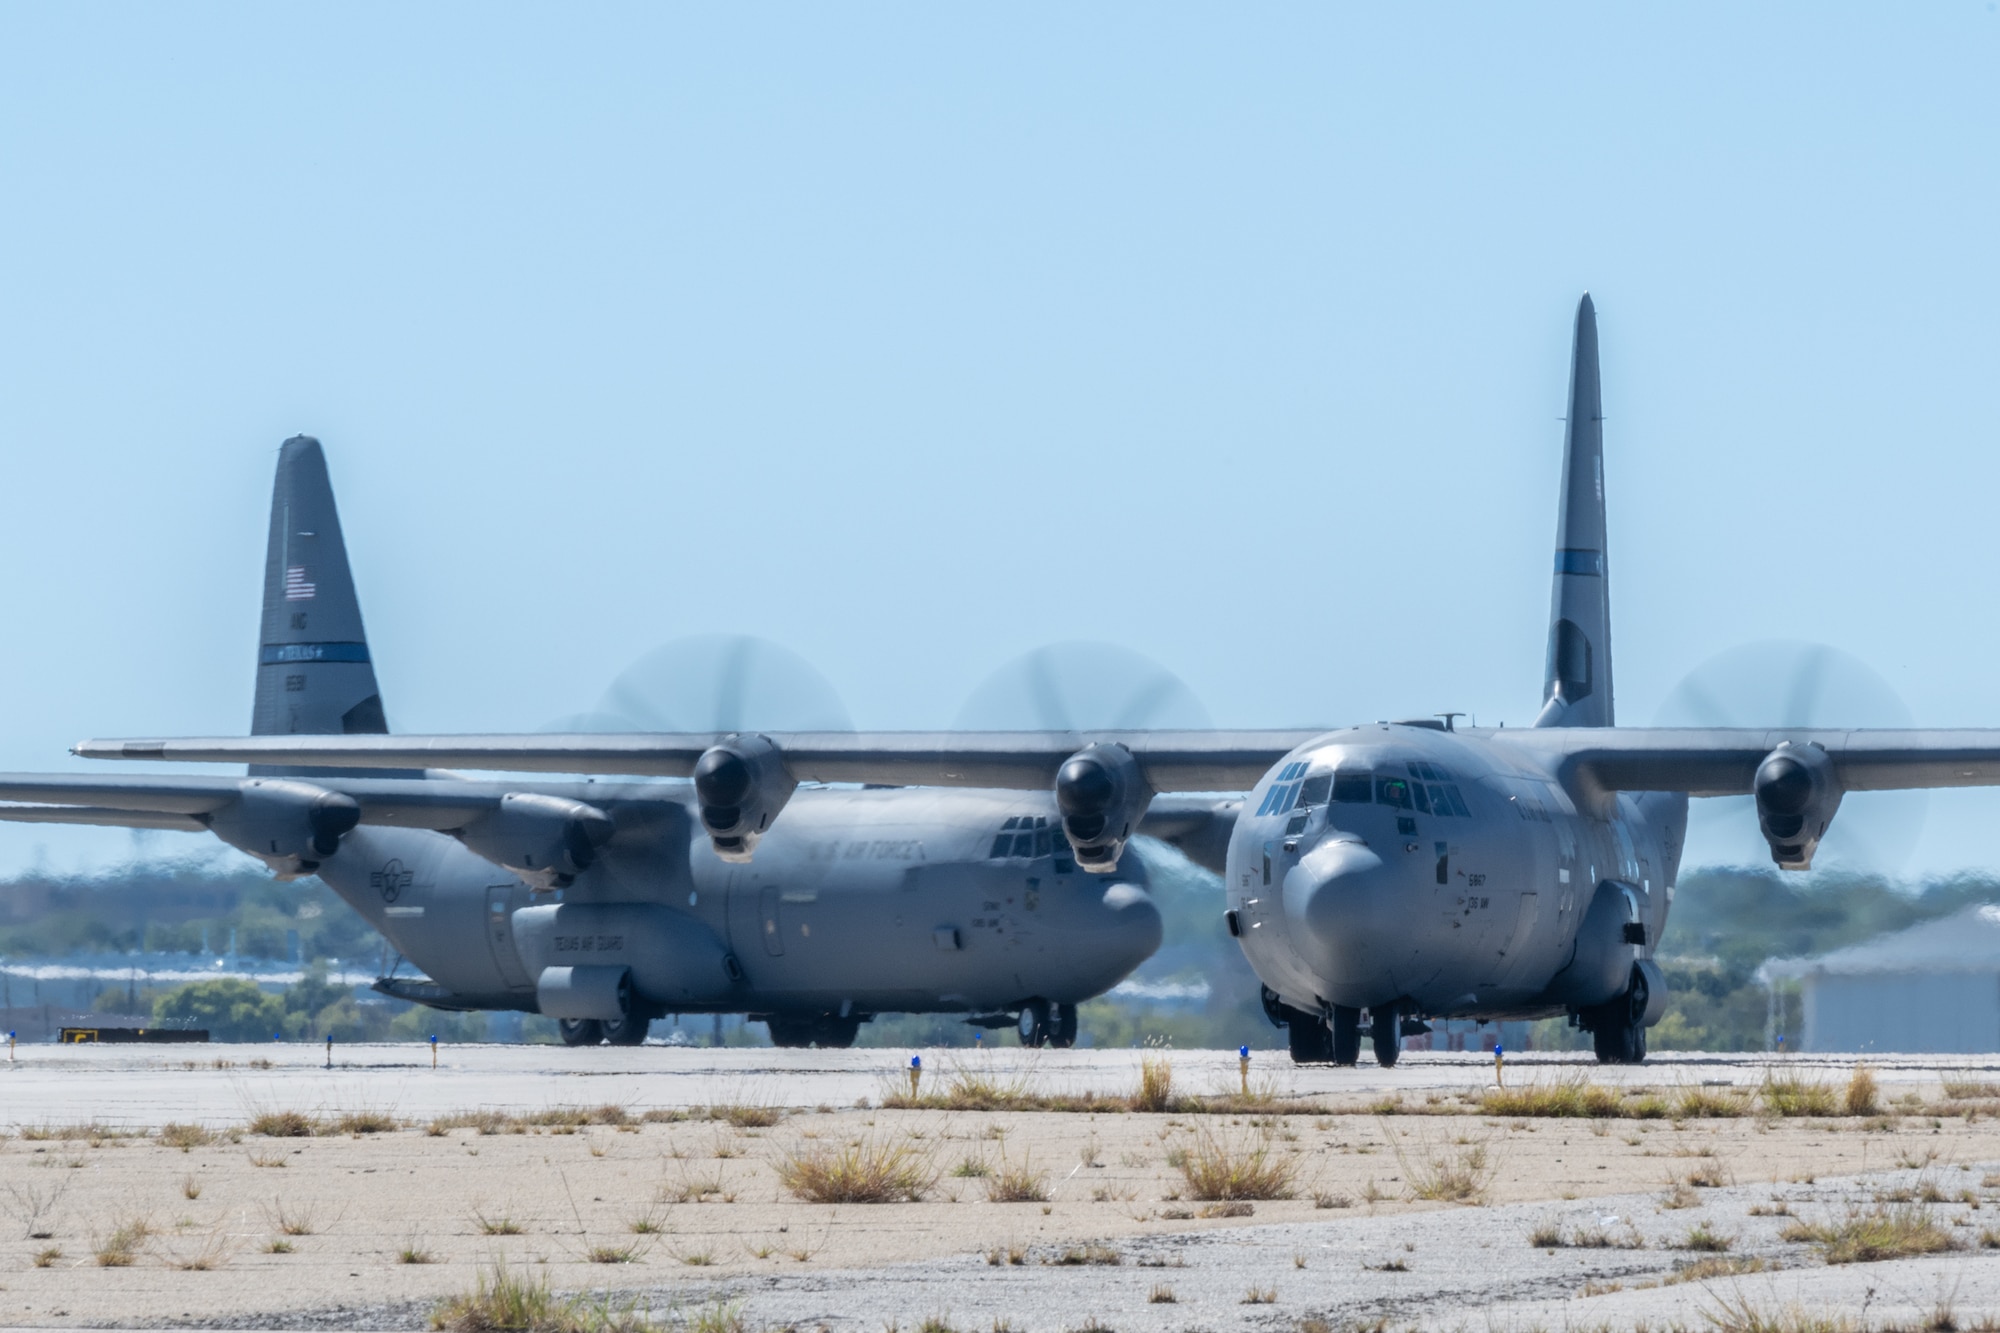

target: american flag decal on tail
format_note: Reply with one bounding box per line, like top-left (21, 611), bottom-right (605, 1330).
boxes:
top-left (284, 567), bottom-right (316, 601)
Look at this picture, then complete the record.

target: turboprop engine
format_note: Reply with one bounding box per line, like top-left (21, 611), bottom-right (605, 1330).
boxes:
top-left (457, 793), bottom-right (614, 890)
top-left (693, 734), bottom-right (796, 862)
top-left (1754, 741), bottom-right (1842, 870)
top-left (1054, 742), bottom-right (1152, 872)
top-left (204, 777), bottom-right (361, 878)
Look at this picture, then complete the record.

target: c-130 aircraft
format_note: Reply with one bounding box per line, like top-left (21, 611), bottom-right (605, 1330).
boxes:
top-left (0, 439), bottom-right (1178, 1047)
top-left (45, 294), bottom-right (2000, 1066)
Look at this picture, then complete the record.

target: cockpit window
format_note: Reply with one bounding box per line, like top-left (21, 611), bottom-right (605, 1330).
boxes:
top-left (991, 815), bottom-right (1053, 859)
top-left (1333, 772), bottom-right (1373, 803)
top-left (1410, 781), bottom-right (1432, 814)
top-left (1375, 777), bottom-right (1413, 810)
top-left (1297, 772), bottom-right (1332, 807)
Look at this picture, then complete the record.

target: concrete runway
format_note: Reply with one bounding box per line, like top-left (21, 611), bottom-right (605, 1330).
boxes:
top-left (4, 1042), bottom-right (1997, 1128)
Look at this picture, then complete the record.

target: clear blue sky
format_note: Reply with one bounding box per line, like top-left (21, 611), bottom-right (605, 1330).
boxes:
top-left (1, 6), bottom-right (1997, 878)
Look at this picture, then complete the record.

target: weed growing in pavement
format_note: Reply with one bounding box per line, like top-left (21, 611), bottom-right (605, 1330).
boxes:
top-left (1781, 1203), bottom-right (1959, 1263)
top-left (1680, 1222), bottom-right (1734, 1252)
top-left (1393, 1130), bottom-right (1494, 1205)
top-left (984, 1151), bottom-right (1050, 1204)
top-left (1843, 1064), bottom-right (1880, 1117)
top-left (247, 1109), bottom-right (316, 1137)
top-left (776, 1135), bottom-right (935, 1203)
top-left (1176, 1127), bottom-right (1297, 1202)
top-left (1760, 1069), bottom-right (1838, 1118)
top-left (93, 1215), bottom-right (153, 1267)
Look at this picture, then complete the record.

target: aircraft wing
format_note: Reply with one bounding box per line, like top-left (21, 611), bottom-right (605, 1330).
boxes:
top-left (1482, 728), bottom-right (2000, 796)
top-left (72, 731), bottom-right (1327, 793)
top-left (68, 727), bottom-right (2000, 798)
top-left (0, 773), bottom-right (682, 833)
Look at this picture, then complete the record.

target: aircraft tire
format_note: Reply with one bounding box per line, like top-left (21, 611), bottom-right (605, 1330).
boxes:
top-left (813, 1016), bottom-right (861, 1049)
top-left (1017, 999), bottom-right (1051, 1048)
top-left (559, 1018), bottom-right (604, 1047)
top-left (602, 1013), bottom-right (651, 1046)
top-left (1331, 1006), bottom-right (1361, 1066)
top-left (1285, 1010), bottom-right (1334, 1064)
top-left (1370, 1001), bottom-right (1401, 1068)
top-left (1050, 1003), bottom-right (1078, 1049)
top-left (1589, 968), bottom-right (1651, 1065)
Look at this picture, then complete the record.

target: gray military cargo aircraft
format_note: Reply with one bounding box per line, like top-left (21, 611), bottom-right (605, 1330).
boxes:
top-left (0, 438), bottom-right (1172, 1047)
top-left (74, 294), bottom-right (2000, 1067)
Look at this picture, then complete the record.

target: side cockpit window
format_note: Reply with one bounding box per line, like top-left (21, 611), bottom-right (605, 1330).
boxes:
top-left (1297, 772), bottom-right (1333, 807)
top-left (1403, 761), bottom-right (1471, 817)
top-left (990, 815), bottom-right (1053, 859)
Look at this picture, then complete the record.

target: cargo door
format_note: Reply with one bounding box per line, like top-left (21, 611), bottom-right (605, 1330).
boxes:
top-left (485, 884), bottom-right (532, 989)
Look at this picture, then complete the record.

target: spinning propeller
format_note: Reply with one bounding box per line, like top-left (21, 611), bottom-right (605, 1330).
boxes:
top-left (1653, 640), bottom-right (1925, 877)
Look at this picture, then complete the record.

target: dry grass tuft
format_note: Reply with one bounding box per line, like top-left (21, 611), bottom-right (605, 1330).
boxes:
top-left (160, 1122), bottom-right (216, 1150)
top-left (1176, 1128), bottom-right (1298, 1202)
top-left (93, 1215), bottom-right (152, 1267)
top-left (705, 1102), bottom-right (781, 1128)
top-left (1760, 1070), bottom-right (1838, 1117)
top-left (1478, 1074), bottom-right (1623, 1119)
top-left (1396, 1133), bottom-right (1495, 1205)
top-left (984, 1152), bottom-right (1050, 1204)
top-left (332, 1109), bottom-right (399, 1135)
top-left (776, 1136), bottom-right (935, 1203)
top-left (1147, 1283), bottom-right (1175, 1304)
top-left (1133, 1050), bottom-right (1174, 1113)
top-left (248, 1109), bottom-right (317, 1137)
top-left (1842, 1064), bottom-right (1879, 1117)
top-left (428, 1262), bottom-right (674, 1332)
top-left (1681, 1222), bottom-right (1733, 1252)
top-left (1781, 1203), bottom-right (1959, 1264)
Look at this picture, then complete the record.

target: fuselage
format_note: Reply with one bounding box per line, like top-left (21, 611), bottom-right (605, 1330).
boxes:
top-left (1225, 723), bottom-right (1688, 1022)
top-left (312, 783), bottom-right (1163, 1022)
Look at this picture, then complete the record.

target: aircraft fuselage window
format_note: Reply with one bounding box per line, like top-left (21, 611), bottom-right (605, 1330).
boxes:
top-left (1333, 773), bottom-right (1373, 803)
top-left (1376, 777), bottom-right (1413, 810)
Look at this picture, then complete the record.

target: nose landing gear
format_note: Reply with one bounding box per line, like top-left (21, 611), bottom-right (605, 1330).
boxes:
top-left (1369, 1000), bottom-right (1402, 1068)
top-left (1264, 988), bottom-right (1366, 1067)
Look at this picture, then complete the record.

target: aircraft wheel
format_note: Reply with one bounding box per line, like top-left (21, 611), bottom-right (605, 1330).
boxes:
top-left (1049, 1003), bottom-right (1078, 1049)
top-left (1017, 999), bottom-right (1051, 1048)
top-left (1330, 1006), bottom-right (1361, 1066)
top-left (766, 1017), bottom-right (811, 1048)
top-left (1370, 1001), bottom-right (1401, 1068)
top-left (1285, 1009), bottom-right (1334, 1064)
top-left (559, 1018), bottom-right (604, 1047)
top-left (814, 1016), bottom-right (861, 1049)
top-left (1590, 968), bottom-right (1651, 1065)
top-left (602, 1013), bottom-right (651, 1046)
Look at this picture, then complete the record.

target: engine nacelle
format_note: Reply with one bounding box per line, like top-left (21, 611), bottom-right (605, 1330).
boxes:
top-left (457, 792), bottom-right (615, 890)
top-left (205, 778), bottom-right (362, 879)
top-left (1054, 742), bottom-right (1152, 873)
top-left (1754, 741), bottom-right (1842, 870)
top-left (693, 735), bottom-right (796, 862)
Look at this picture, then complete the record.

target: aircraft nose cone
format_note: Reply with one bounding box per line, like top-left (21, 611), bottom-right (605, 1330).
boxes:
top-left (1281, 838), bottom-right (1397, 1000)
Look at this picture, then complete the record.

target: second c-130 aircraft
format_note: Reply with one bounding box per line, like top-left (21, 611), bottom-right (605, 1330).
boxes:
top-left (0, 439), bottom-right (1180, 1047)
top-left (38, 293), bottom-right (2000, 1066)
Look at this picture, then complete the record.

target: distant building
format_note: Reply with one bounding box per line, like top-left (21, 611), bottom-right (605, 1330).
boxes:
top-left (1760, 903), bottom-right (2000, 1054)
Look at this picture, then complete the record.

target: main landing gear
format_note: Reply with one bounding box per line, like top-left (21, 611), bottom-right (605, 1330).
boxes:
top-left (1583, 965), bottom-right (1650, 1065)
top-left (559, 1010), bottom-right (658, 1047)
top-left (765, 1014), bottom-right (863, 1049)
top-left (1262, 988), bottom-right (1372, 1067)
top-left (1017, 999), bottom-right (1077, 1048)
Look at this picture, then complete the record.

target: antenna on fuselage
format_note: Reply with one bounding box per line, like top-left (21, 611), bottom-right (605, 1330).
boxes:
top-left (1533, 293), bottom-right (1613, 729)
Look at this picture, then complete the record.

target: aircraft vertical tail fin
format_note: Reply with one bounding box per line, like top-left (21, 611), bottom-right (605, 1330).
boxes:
top-left (1533, 294), bottom-right (1614, 728)
top-left (250, 436), bottom-right (389, 753)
